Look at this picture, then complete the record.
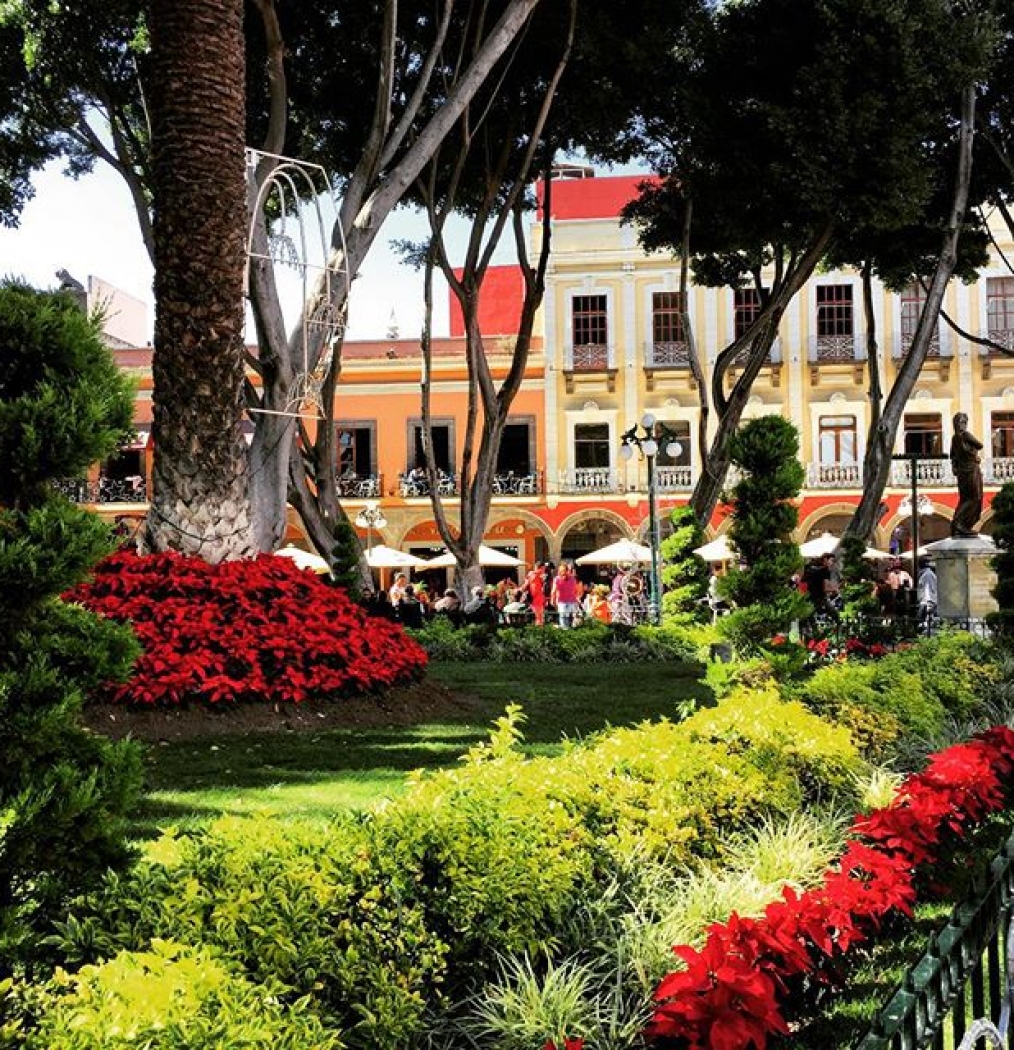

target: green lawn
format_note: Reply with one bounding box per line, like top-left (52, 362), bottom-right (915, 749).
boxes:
top-left (134, 660), bottom-right (709, 835)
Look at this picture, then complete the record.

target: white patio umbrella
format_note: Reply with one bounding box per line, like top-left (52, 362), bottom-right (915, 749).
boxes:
top-left (575, 538), bottom-right (653, 565)
top-left (798, 532), bottom-right (840, 559)
top-left (366, 544), bottom-right (428, 569)
top-left (692, 534), bottom-right (736, 562)
top-left (863, 547), bottom-right (894, 560)
top-left (274, 544), bottom-right (330, 574)
top-left (425, 544), bottom-right (523, 568)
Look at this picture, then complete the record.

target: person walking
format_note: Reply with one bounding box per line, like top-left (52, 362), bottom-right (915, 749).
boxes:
top-left (917, 559), bottom-right (938, 630)
top-left (521, 562), bottom-right (548, 626)
top-left (551, 561), bottom-right (582, 629)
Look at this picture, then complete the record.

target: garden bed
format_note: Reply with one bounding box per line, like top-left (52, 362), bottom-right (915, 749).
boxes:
top-left (81, 677), bottom-right (468, 743)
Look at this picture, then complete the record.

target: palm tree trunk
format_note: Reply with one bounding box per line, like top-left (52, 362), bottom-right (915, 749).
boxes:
top-left (145, 0), bottom-right (256, 562)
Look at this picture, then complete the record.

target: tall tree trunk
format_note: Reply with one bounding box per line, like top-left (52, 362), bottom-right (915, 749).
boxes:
top-left (144, 0), bottom-right (255, 561)
top-left (846, 83), bottom-right (977, 541)
top-left (689, 222), bottom-right (835, 525)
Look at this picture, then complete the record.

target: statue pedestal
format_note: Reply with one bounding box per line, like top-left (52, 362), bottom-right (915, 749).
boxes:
top-left (923, 535), bottom-right (998, 622)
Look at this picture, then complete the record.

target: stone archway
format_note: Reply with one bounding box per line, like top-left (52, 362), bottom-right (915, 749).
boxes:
top-left (556, 509), bottom-right (633, 584)
top-left (796, 502), bottom-right (859, 545)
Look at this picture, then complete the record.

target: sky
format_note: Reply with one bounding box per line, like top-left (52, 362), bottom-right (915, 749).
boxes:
top-left (0, 157), bottom-right (454, 342)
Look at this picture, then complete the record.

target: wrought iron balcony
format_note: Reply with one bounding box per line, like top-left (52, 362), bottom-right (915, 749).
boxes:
top-left (492, 472), bottom-right (542, 496)
top-left (645, 340), bottom-right (691, 368)
top-left (558, 467), bottom-right (620, 494)
top-left (53, 476), bottom-right (147, 504)
top-left (336, 473), bottom-right (382, 499)
top-left (398, 471), bottom-right (457, 497)
top-left (985, 326), bottom-right (1014, 354)
top-left (897, 326), bottom-right (941, 358)
top-left (810, 333), bottom-right (859, 362)
top-left (568, 343), bottom-right (611, 371)
top-left (806, 462), bottom-right (862, 488)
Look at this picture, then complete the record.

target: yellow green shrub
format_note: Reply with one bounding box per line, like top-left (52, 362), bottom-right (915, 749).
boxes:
top-left (20, 940), bottom-right (339, 1050)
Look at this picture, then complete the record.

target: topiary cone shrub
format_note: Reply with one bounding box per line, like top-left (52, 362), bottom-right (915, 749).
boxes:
top-left (0, 281), bottom-right (143, 969)
top-left (65, 550), bottom-right (428, 706)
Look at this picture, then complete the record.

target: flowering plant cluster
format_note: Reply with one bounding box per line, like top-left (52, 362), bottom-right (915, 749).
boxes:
top-left (647, 725), bottom-right (1014, 1050)
top-left (805, 635), bottom-right (888, 664)
top-left (65, 550), bottom-right (427, 706)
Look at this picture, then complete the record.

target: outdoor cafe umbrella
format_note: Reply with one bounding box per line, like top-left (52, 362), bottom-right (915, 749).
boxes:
top-left (691, 534), bottom-right (736, 562)
top-left (425, 544), bottom-right (523, 568)
top-left (575, 538), bottom-right (652, 565)
top-left (274, 544), bottom-right (330, 574)
top-left (365, 544), bottom-right (428, 570)
top-left (798, 532), bottom-right (839, 559)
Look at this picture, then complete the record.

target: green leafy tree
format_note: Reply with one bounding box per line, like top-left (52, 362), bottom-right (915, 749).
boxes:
top-left (988, 482), bottom-right (1014, 639)
top-left (837, 533), bottom-right (880, 620)
top-left (616, 0), bottom-right (995, 528)
top-left (0, 281), bottom-right (142, 971)
top-left (660, 504), bottom-right (708, 622)
top-left (719, 416), bottom-right (809, 649)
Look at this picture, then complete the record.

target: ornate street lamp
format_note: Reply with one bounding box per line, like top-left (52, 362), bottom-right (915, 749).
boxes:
top-left (354, 499), bottom-right (387, 555)
top-left (620, 414), bottom-right (683, 624)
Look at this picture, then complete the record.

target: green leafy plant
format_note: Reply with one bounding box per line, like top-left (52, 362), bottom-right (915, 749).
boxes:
top-left (18, 939), bottom-right (340, 1050)
top-left (0, 281), bottom-right (142, 972)
top-left (718, 416), bottom-right (810, 649)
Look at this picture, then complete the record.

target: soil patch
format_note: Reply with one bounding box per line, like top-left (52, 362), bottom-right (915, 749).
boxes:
top-left (82, 677), bottom-right (476, 743)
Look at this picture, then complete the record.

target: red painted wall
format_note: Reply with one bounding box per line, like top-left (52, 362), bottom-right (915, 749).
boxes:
top-left (537, 174), bottom-right (658, 221)
top-left (448, 265), bottom-right (526, 337)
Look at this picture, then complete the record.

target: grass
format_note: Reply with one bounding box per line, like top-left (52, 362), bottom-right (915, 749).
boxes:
top-left (134, 659), bottom-right (709, 835)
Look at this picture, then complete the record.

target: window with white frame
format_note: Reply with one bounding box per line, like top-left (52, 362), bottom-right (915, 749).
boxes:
top-left (571, 294), bottom-right (609, 369)
top-left (656, 420), bottom-right (692, 466)
top-left (987, 277), bottom-right (1014, 351)
top-left (573, 423), bottom-right (611, 468)
top-left (899, 284), bottom-right (940, 357)
top-left (903, 413), bottom-right (943, 457)
top-left (813, 284), bottom-right (855, 362)
top-left (734, 287), bottom-right (761, 341)
top-left (991, 411), bottom-right (1014, 459)
top-left (818, 415), bottom-right (857, 463)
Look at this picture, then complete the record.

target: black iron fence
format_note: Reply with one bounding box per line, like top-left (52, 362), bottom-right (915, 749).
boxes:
top-left (858, 829), bottom-right (1014, 1050)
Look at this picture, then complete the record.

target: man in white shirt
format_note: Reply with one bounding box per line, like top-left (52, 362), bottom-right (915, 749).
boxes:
top-left (917, 560), bottom-right (938, 627)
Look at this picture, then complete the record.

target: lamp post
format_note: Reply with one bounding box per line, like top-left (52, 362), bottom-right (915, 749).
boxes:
top-left (354, 499), bottom-right (387, 556)
top-left (620, 414), bottom-right (683, 624)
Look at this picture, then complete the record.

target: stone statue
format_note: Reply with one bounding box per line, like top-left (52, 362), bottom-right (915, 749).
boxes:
top-left (949, 412), bottom-right (983, 537)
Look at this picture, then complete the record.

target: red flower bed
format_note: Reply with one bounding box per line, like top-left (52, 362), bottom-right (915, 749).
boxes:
top-left (647, 726), bottom-right (1014, 1050)
top-left (65, 550), bottom-right (427, 706)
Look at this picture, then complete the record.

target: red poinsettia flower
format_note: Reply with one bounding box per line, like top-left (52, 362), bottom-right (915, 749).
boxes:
top-left (64, 550), bottom-right (427, 707)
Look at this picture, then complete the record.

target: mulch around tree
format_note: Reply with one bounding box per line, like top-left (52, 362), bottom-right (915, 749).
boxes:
top-left (81, 677), bottom-right (474, 744)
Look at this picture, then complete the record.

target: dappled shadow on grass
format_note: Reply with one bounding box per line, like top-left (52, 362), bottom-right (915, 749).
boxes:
top-left (142, 725), bottom-right (488, 792)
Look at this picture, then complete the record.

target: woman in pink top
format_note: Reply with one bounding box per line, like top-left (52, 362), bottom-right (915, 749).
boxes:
top-left (551, 561), bottom-right (581, 629)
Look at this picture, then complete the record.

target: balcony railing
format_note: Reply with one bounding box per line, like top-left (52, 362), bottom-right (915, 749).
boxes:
top-left (985, 457), bottom-right (1014, 484)
top-left (645, 340), bottom-right (691, 368)
top-left (53, 476), bottom-right (147, 504)
top-left (568, 343), bottom-right (611, 370)
top-left (337, 473), bottom-right (382, 499)
top-left (890, 458), bottom-right (954, 488)
top-left (810, 333), bottom-right (859, 362)
top-left (399, 471), bottom-right (458, 497)
top-left (656, 466), bottom-right (694, 491)
top-left (807, 462), bottom-right (862, 488)
top-left (492, 472), bottom-right (542, 496)
top-left (897, 326), bottom-right (942, 358)
top-left (558, 467), bottom-right (620, 494)
top-left (986, 326), bottom-right (1014, 353)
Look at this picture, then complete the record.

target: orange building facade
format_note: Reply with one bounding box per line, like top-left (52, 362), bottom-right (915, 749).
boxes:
top-left (84, 169), bottom-right (1014, 573)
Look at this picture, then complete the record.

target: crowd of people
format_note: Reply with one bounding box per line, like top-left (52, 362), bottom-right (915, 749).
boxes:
top-left (792, 552), bottom-right (938, 625)
top-left (364, 561), bottom-right (652, 629)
